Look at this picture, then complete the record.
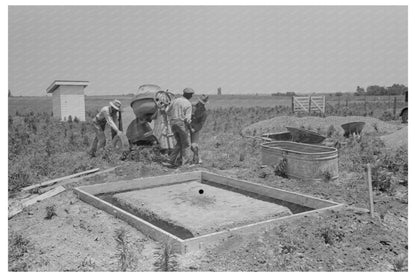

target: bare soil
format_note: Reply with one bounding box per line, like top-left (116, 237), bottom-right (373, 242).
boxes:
top-left (8, 189), bottom-right (158, 271)
top-left (8, 160), bottom-right (408, 271)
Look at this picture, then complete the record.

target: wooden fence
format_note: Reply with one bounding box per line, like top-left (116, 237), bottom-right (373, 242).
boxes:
top-left (291, 96), bottom-right (325, 115)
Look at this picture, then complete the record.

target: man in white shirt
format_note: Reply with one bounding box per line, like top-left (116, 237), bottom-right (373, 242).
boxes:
top-left (89, 99), bottom-right (123, 157)
top-left (166, 88), bottom-right (194, 166)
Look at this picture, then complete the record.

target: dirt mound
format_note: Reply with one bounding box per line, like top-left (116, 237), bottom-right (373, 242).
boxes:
top-left (381, 126), bottom-right (408, 149)
top-left (242, 116), bottom-right (400, 137)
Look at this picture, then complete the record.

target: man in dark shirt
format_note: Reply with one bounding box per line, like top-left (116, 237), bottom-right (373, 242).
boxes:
top-left (190, 95), bottom-right (209, 164)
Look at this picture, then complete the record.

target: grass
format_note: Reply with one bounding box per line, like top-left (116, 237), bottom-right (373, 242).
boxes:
top-left (8, 95), bottom-right (408, 271)
top-left (153, 243), bottom-right (178, 272)
top-left (8, 232), bottom-right (31, 271)
top-left (113, 228), bottom-right (139, 271)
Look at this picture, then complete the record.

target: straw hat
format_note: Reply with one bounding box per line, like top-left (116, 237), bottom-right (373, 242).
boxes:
top-left (198, 94), bottom-right (209, 104)
top-left (109, 99), bottom-right (122, 111)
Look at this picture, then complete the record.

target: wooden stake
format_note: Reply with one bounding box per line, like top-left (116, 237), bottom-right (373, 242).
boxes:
top-left (366, 164), bottom-right (374, 218)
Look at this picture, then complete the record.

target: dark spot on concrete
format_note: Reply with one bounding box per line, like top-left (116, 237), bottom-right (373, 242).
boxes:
top-left (199, 189), bottom-right (204, 194)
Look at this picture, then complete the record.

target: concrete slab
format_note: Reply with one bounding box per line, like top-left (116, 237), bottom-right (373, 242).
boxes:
top-left (112, 181), bottom-right (292, 237)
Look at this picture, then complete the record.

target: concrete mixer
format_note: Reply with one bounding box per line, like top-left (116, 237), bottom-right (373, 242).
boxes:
top-left (125, 84), bottom-right (175, 147)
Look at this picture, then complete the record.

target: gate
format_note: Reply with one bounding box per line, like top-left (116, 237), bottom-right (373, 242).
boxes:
top-left (291, 96), bottom-right (325, 115)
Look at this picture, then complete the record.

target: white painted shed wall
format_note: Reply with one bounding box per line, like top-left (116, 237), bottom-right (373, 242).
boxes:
top-left (50, 85), bottom-right (86, 121)
top-left (60, 95), bottom-right (86, 121)
top-left (52, 88), bottom-right (61, 119)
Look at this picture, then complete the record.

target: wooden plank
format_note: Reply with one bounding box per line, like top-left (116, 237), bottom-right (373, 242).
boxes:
top-left (36, 167), bottom-right (119, 194)
top-left (201, 171), bottom-right (338, 209)
top-left (9, 186), bottom-right (66, 219)
top-left (59, 167), bottom-right (117, 187)
top-left (80, 171), bottom-right (202, 195)
top-left (294, 98), bottom-right (309, 112)
top-left (22, 168), bottom-right (100, 191)
top-left (74, 187), bottom-right (183, 252)
top-left (182, 203), bottom-right (345, 253)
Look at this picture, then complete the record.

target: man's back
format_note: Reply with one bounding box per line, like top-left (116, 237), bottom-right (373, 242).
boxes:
top-left (168, 97), bottom-right (192, 122)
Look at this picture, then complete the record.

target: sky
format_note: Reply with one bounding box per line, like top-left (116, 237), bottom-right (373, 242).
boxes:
top-left (8, 6), bottom-right (408, 96)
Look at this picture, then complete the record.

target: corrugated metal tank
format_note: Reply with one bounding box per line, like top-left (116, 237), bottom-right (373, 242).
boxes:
top-left (261, 141), bottom-right (339, 181)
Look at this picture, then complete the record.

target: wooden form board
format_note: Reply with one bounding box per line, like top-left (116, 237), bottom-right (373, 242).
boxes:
top-left (9, 186), bottom-right (66, 219)
top-left (292, 96), bottom-right (326, 114)
top-left (22, 168), bottom-right (100, 191)
top-left (74, 171), bottom-right (343, 254)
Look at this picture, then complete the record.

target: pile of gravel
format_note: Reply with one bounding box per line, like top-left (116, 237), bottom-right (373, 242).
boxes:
top-left (242, 116), bottom-right (401, 137)
top-left (380, 126), bottom-right (408, 149)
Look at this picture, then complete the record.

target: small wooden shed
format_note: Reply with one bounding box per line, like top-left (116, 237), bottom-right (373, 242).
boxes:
top-left (46, 80), bottom-right (89, 121)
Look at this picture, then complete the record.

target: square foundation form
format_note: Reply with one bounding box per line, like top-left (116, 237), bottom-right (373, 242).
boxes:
top-left (74, 171), bottom-right (343, 253)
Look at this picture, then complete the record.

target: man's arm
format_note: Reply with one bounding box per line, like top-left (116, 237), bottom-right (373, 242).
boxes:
top-left (184, 102), bottom-right (192, 123)
top-left (104, 110), bottom-right (120, 133)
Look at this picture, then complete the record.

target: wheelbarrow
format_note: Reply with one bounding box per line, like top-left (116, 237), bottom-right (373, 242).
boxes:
top-left (286, 127), bottom-right (326, 144)
top-left (341, 122), bottom-right (365, 138)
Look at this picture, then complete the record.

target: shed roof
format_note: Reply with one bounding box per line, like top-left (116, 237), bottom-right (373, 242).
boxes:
top-left (46, 80), bottom-right (89, 94)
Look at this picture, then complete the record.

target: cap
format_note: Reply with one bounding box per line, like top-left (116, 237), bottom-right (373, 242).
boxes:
top-left (183, 88), bottom-right (195, 94)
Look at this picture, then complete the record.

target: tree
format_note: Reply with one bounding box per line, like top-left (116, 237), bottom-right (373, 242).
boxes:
top-left (355, 86), bottom-right (365, 95)
top-left (366, 85), bottom-right (387, 95)
top-left (387, 84), bottom-right (407, 95)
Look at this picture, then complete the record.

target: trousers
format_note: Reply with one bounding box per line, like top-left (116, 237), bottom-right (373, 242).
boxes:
top-left (169, 120), bottom-right (190, 166)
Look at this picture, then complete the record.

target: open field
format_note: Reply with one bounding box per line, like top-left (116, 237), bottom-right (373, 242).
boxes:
top-left (8, 96), bottom-right (408, 271)
top-left (8, 94), bottom-right (406, 114)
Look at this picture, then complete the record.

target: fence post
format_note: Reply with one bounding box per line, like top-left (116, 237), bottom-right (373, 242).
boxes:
top-left (291, 96), bottom-right (294, 113)
top-left (393, 97), bottom-right (397, 117)
top-left (388, 93), bottom-right (391, 109)
top-left (366, 164), bottom-right (375, 218)
top-left (308, 96), bottom-right (312, 115)
top-left (364, 96), bottom-right (367, 116)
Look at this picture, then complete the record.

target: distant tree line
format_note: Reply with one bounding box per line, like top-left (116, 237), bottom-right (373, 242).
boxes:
top-left (272, 92), bottom-right (296, 96)
top-left (355, 84), bottom-right (408, 96)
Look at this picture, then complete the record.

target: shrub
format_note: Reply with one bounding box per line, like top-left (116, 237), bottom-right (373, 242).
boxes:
top-left (371, 167), bottom-right (399, 194)
top-left (326, 125), bottom-right (336, 137)
top-left (316, 225), bottom-right (345, 246)
top-left (379, 111), bottom-right (395, 121)
top-left (274, 158), bottom-right (288, 178)
top-left (153, 243), bottom-right (178, 271)
top-left (114, 228), bottom-right (138, 271)
top-left (44, 205), bottom-right (57, 220)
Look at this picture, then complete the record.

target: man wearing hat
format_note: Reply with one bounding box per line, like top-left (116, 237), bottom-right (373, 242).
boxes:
top-left (166, 88), bottom-right (194, 166)
top-left (89, 99), bottom-right (123, 157)
top-left (190, 94), bottom-right (209, 164)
